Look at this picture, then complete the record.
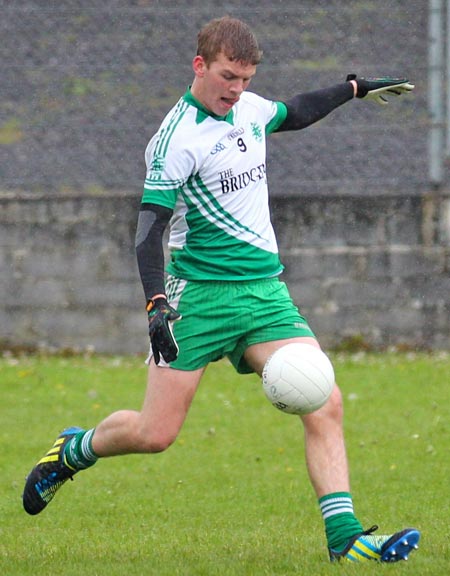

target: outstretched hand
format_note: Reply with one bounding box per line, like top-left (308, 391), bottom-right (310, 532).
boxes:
top-left (347, 74), bottom-right (415, 105)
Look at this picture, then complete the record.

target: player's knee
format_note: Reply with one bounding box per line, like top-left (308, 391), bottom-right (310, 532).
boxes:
top-left (301, 384), bottom-right (343, 425)
top-left (325, 384), bottom-right (344, 419)
top-left (135, 427), bottom-right (178, 454)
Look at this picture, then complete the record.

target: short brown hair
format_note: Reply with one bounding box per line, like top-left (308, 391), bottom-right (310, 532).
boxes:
top-left (197, 16), bottom-right (262, 66)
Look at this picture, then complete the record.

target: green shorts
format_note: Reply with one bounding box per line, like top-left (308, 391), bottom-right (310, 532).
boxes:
top-left (157, 275), bottom-right (315, 374)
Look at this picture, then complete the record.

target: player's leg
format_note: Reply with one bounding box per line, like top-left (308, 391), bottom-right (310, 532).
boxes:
top-left (243, 335), bottom-right (420, 563)
top-left (243, 337), bottom-right (350, 498)
top-left (22, 363), bottom-right (204, 515)
top-left (22, 276), bottom-right (226, 515)
top-left (92, 362), bottom-right (205, 456)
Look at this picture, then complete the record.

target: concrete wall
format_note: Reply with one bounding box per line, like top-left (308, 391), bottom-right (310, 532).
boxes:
top-left (2, 191), bottom-right (449, 354)
top-left (272, 193), bottom-right (450, 350)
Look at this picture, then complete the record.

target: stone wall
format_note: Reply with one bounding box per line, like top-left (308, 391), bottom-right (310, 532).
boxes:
top-left (2, 191), bottom-right (448, 354)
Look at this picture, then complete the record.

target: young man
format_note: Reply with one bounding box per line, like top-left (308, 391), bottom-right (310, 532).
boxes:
top-left (23, 17), bottom-right (418, 563)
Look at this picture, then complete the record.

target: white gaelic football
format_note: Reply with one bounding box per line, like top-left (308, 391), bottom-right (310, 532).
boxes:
top-left (262, 343), bottom-right (335, 415)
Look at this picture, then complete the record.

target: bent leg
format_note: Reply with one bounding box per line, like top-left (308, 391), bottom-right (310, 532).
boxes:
top-left (91, 361), bottom-right (205, 456)
top-left (244, 337), bottom-right (349, 497)
top-left (244, 337), bottom-right (363, 552)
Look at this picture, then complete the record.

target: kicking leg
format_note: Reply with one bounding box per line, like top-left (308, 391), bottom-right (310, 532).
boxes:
top-left (244, 338), bottom-right (420, 562)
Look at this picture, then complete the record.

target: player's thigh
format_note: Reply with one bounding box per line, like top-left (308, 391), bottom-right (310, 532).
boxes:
top-left (244, 336), bottom-right (320, 376)
top-left (141, 363), bottom-right (205, 435)
top-left (229, 278), bottom-right (316, 374)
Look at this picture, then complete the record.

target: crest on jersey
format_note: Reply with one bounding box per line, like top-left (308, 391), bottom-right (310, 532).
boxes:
top-left (251, 122), bottom-right (263, 142)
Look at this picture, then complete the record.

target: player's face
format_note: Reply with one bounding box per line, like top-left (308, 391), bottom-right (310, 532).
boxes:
top-left (191, 52), bottom-right (257, 116)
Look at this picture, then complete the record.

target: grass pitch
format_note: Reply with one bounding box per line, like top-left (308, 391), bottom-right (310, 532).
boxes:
top-left (1, 351), bottom-right (449, 575)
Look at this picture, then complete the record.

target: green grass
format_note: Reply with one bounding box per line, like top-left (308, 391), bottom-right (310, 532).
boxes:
top-left (1, 352), bottom-right (449, 575)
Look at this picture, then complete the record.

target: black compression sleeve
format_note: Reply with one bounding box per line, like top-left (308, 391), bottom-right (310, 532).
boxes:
top-left (135, 202), bottom-right (173, 303)
top-left (277, 82), bottom-right (354, 132)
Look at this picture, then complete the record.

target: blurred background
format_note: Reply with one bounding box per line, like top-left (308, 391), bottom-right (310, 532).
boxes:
top-left (0, 0), bottom-right (434, 194)
top-left (1, 0), bottom-right (449, 354)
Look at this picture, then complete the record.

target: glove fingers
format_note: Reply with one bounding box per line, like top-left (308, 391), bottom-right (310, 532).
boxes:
top-left (161, 348), bottom-right (178, 363)
top-left (159, 320), bottom-right (180, 363)
top-left (148, 300), bottom-right (181, 364)
top-left (371, 94), bottom-right (388, 105)
top-left (168, 310), bottom-right (182, 322)
top-left (349, 74), bottom-right (414, 102)
top-left (152, 341), bottom-right (161, 365)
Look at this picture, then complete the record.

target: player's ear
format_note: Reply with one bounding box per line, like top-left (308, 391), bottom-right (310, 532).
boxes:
top-left (193, 55), bottom-right (207, 77)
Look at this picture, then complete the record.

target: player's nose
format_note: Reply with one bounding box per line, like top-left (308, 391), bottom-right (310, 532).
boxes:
top-left (229, 79), bottom-right (245, 95)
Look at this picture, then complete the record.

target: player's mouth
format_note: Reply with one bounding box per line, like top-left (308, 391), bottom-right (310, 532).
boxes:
top-left (221, 96), bottom-right (239, 109)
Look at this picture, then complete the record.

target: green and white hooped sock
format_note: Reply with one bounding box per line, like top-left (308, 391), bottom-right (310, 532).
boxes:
top-left (319, 492), bottom-right (364, 551)
top-left (64, 428), bottom-right (98, 470)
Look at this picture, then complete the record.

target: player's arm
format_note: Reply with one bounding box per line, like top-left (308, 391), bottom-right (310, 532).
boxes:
top-left (135, 202), bottom-right (170, 300)
top-left (276, 82), bottom-right (354, 131)
top-left (135, 202), bottom-right (181, 364)
top-left (277, 75), bottom-right (414, 132)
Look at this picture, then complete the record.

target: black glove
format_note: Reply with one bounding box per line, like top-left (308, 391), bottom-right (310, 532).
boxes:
top-left (147, 297), bottom-right (181, 365)
top-left (347, 73), bottom-right (414, 105)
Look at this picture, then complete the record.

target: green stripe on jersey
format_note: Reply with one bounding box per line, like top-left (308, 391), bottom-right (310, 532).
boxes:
top-left (155, 98), bottom-right (189, 160)
top-left (167, 199), bottom-right (283, 281)
top-left (266, 101), bottom-right (288, 134)
top-left (141, 186), bottom-right (179, 208)
top-left (187, 173), bottom-right (264, 241)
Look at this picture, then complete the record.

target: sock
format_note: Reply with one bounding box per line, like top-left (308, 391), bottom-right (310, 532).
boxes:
top-left (319, 492), bottom-right (364, 551)
top-left (64, 428), bottom-right (98, 470)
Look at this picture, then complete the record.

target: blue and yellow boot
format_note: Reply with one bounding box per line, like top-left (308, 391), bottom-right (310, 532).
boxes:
top-left (329, 525), bottom-right (420, 562)
top-left (23, 426), bottom-right (84, 515)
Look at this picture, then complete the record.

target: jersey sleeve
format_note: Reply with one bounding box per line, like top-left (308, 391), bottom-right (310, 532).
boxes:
top-left (241, 92), bottom-right (288, 136)
top-left (142, 123), bottom-right (195, 209)
top-left (265, 101), bottom-right (288, 134)
top-left (142, 182), bottom-right (182, 210)
top-left (142, 152), bottom-right (187, 209)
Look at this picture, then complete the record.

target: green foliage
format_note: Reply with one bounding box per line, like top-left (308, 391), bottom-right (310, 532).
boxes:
top-left (1, 353), bottom-right (449, 575)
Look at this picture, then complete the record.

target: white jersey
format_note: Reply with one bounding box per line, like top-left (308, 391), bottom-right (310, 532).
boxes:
top-left (142, 89), bottom-right (287, 281)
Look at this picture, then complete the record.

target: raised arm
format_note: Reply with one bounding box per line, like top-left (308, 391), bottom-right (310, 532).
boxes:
top-left (277, 75), bottom-right (414, 132)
